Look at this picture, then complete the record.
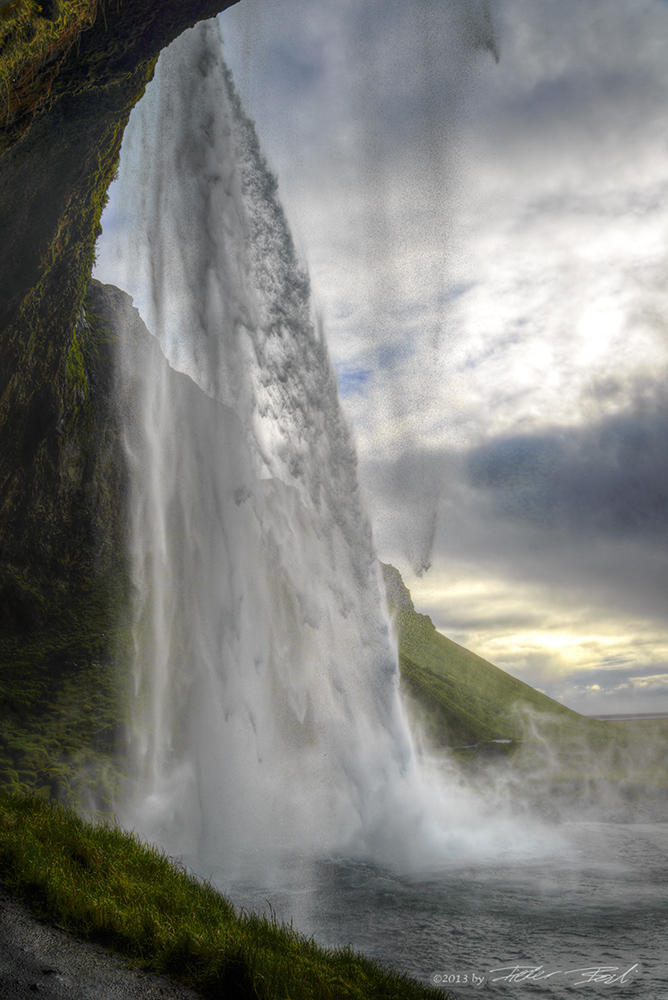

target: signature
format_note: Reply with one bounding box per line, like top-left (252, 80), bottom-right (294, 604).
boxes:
top-left (488, 963), bottom-right (640, 987)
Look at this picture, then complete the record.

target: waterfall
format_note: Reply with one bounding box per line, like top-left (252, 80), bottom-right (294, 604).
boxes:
top-left (105, 19), bottom-right (419, 876)
top-left (86, 14), bottom-right (668, 991)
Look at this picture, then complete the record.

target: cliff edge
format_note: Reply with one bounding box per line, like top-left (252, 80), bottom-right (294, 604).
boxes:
top-left (0, 2), bottom-right (237, 799)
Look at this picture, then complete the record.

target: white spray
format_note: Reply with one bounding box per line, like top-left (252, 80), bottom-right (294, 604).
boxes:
top-left (102, 19), bottom-right (553, 880)
top-left (105, 20), bottom-right (418, 875)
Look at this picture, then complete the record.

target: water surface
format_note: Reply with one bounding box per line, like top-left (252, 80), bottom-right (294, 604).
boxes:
top-left (227, 821), bottom-right (668, 998)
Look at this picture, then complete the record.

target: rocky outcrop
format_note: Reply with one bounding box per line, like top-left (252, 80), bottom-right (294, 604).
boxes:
top-left (0, 2), bottom-right (237, 799)
top-left (381, 561), bottom-right (435, 630)
top-left (0, 0), bottom-right (239, 577)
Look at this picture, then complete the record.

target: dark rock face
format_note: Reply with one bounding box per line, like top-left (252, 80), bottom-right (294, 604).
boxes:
top-left (0, 0), bottom-right (237, 798)
top-left (1, 0), bottom-right (238, 332)
top-left (0, 0), bottom-right (239, 794)
top-left (0, 0), bottom-right (239, 482)
top-left (1, 283), bottom-right (127, 588)
top-left (0, 0), bottom-right (239, 454)
top-left (0, 277), bottom-right (209, 801)
top-left (0, 280), bottom-right (134, 800)
top-left (0, 267), bottom-right (235, 800)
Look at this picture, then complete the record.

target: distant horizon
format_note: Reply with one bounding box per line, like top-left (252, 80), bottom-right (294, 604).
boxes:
top-left (588, 711), bottom-right (668, 721)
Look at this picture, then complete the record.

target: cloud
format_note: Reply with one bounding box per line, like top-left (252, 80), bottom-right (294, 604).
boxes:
top-left (219, 0), bottom-right (668, 491)
top-left (359, 379), bottom-right (668, 708)
top-left (401, 556), bottom-right (668, 713)
top-left (561, 668), bottom-right (668, 715)
top-left (629, 673), bottom-right (668, 689)
top-left (335, 366), bottom-right (373, 396)
top-left (220, 0), bottom-right (668, 369)
top-left (465, 386), bottom-right (668, 540)
top-left (342, 0), bottom-right (668, 619)
top-left (363, 426), bottom-right (668, 626)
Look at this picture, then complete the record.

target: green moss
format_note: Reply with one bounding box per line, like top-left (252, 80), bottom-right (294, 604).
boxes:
top-left (0, 568), bottom-right (132, 806)
top-left (65, 327), bottom-right (88, 399)
top-left (0, 0), bottom-right (98, 131)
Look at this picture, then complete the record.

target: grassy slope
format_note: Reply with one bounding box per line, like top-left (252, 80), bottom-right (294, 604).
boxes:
top-left (382, 562), bottom-right (588, 746)
top-left (0, 793), bottom-right (451, 1000)
top-left (382, 563), bottom-right (668, 802)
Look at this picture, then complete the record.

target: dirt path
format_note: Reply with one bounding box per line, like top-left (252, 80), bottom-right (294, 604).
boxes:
top-left (0, 885), bottom-right (201, 1000)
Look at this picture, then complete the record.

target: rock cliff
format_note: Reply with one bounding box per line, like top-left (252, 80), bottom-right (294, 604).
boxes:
top-left (0, 0), bottom-right (237, 798)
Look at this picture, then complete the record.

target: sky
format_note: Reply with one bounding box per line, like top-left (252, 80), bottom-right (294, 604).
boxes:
top-left (98, 0), bottom-right (668, 716)
top-left (213, 0), bottom-right (668, 717)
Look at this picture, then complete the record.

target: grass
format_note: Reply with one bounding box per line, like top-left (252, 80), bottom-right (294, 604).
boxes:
top-left (0, 792), bottom-right (451, 1000)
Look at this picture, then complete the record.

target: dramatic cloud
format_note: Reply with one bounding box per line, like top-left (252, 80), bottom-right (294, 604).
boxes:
top-left (466, 389), bottom-right (668, 542)
top-left (360, 380), bottom-right (668, 708)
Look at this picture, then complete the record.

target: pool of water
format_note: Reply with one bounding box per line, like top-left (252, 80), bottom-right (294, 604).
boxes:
top-left (226, 821), bottom-right (668, 998)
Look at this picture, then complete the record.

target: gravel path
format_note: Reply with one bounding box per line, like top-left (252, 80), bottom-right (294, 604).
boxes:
top-left (0, 885), bottom-right (202, 1000)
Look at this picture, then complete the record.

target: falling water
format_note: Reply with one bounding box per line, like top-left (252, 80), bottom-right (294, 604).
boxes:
top-left (105, 19), bottom-right (427, 877)
top-left (100, 14), bottom-right (563, 881)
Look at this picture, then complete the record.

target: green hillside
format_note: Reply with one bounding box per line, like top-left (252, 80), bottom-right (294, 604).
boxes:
top-left (382, 563), bottom-right (668, 816)
top-left (382, 562), bottom-right (588, 747)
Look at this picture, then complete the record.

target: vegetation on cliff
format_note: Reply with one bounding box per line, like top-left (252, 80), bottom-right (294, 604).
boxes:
top-left (0, 0), bottom-right (241, 602)
top-left (0, 0), bottom-right (237, 806)
top-left (0, 0), bottom-right (97, 140)
top-left (0, 281), bottom-right (134, 804)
